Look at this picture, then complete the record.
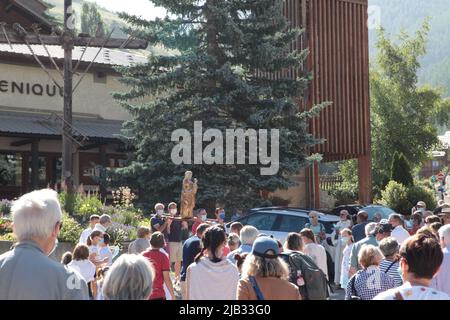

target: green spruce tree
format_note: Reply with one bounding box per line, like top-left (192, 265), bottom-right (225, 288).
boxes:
top-left (390, 151), bottom-right (414, 187)
top-left (111, 0), bottom-right (328, 212)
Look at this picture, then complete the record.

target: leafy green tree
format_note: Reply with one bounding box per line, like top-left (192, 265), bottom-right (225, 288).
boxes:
top-left (336, 21), bottom-right (450, 199)
top-left (80, 1), bottom-right (107, 37)
top-left (111, 0), bottom-right (328, 212)
top-left (390, 152), bottom-right (414, 187)
top-left (371, 21), bottom-right (450, 189)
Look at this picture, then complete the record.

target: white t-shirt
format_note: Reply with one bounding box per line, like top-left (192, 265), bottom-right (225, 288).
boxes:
top-left (391, 225), bottom-right (411, 245)
top-left (79, 227), bottom-right (93, 244)
top-left (374, 282), bottom-right (450, 300)
top-left (68, 259), bottom-right (96, 283)
top-left (304, 243), bottom-right (328, 279)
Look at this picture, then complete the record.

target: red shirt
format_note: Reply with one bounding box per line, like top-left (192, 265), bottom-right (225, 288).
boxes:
top-left (223, 245), bottom-right (231, 258)
top-left (142, 249), bottom-right (170, 299)
top-left (192, 221), bottom-right (201, 235)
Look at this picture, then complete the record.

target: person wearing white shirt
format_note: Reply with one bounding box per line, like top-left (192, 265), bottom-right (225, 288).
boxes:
top-left (431, 225), bottom-right (450, 294)
top-left (332, 210), bottom-right (353, 286)
top-left (68, 244), bottom-right (97, 299)
top-left (374, 233), bottom-right (450, 300)
top-left (300, 228), bottom-right (328, 280)
top-left (339, 228), bottom-right (354, 288)
top-left (98, 233), bottom-right (113, 266)
top-left (389, 214), bottom-right (410, 245)
top-left (79, 215), bottom-right (100, 244)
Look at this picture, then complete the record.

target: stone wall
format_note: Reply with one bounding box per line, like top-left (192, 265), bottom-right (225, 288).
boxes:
top-left (0, 240), bottom-right (75, 262)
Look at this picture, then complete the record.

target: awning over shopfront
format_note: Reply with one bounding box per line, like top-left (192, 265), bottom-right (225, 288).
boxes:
top-left (0, 111), bottom-right (123, 141)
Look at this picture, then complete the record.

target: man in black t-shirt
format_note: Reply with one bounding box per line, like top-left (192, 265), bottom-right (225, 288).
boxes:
top-left (167, 202), bottom-right (188, 283)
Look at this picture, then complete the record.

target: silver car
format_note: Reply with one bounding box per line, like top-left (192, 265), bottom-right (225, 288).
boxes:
top-left (225, 207), bottom-right (340, 244)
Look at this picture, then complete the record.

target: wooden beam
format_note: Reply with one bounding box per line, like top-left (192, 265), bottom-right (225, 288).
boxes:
top-left (11, 138), bottom-right (35, 147)
top-left (0, 33), bottom-right (148, 49)
top-left (78, 142), bottom-right (104, 151)
top-left (31, 139), bottom-right (39, 190)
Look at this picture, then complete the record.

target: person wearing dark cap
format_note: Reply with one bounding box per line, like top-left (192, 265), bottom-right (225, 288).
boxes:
top-left (237, 236), bottom-right (301, 300)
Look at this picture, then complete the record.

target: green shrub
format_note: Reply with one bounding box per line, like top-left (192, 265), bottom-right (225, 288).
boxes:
top-left (329, 186), bottom-right (359, 206)
top-left (77, 196), bottom-right (103, 218)
top-left (58, 213), bottom-right (84, 243)
top-left (0, 233), bottom-right (15, 241)
top-left (380, 181), bottom-right (411, 214)
top-left (407, 185), bottom-right (437, 212)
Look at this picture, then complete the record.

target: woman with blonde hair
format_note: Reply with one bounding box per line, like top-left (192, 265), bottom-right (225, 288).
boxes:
top-left (237, 236), bottom-right (301, 300)
top-left (345, 245), bottom-right (395, 300)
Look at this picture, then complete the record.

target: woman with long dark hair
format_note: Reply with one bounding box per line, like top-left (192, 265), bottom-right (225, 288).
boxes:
top-left (185, 226), bottom-right (239, 300)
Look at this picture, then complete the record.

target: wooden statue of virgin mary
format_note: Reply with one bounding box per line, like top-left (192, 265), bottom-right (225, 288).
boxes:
top-left (180, 171), bottom-right (198, 219)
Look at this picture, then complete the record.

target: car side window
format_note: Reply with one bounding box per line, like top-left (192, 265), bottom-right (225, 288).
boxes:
top-left (277, 215), bottom-right (309, 232)
top-left (245, 213), bottom-right (278, 231)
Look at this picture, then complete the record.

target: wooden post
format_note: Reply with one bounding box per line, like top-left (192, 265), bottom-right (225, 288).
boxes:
top-left (313, 161), bottom-right (320, 209)
top-left (62, 0), bottom-right (74, 197)
top-left (99, 144), bottom-right (107, 200)
top-left (31, 139), bottom-right (39, 190)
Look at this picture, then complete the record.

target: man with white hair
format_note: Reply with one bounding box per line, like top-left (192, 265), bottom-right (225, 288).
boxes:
top-left (0, 189), bottom-right (88, 300)
top-left (93, 214), bottom-right (112, 233)
top-left (431, 224), bottom-right (450, 294)
top-left (227, 225), bottom-right (259, 263)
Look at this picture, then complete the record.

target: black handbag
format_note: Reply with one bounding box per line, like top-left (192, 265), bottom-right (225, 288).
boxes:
top-left (349, 275), bottom-right (361, 300)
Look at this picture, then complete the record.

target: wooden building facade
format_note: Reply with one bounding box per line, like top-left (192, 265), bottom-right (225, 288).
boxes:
top-left (285, 0), bottom-right (372, 207)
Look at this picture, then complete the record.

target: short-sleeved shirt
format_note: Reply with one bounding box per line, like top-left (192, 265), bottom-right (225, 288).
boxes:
top-left (79, 227), bottom-right (93, 244)
top-left (180, 236), bottom-right (202, 282)
top-left (374, 282), bottom-right (450, 300)
top-left (142, 249), bottom-right (171, 299)
top-left (168, 218), bottom-right (182, 242)
top-left (379, 259), bottom-right (402, 287)
top-left (150, 215), bottom-right (166, 232)
top-left (351, 222), bottom-right (368, 243)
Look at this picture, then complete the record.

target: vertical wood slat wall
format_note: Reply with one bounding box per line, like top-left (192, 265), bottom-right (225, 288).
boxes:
top-left (283, 0), bottom-right (370, 162)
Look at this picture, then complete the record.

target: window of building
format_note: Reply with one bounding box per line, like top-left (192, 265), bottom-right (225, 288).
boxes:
top-left (0, 153), bottom-right (22, 187)
top-left (432, 160), bottom-right (440, 169)
top-left (94, 71), bottom-right (107, 84)
top-left (27, 156), bottom-right (47, 188)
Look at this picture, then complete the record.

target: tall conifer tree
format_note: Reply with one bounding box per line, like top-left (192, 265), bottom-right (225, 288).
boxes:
top-left (112, 0), bottom-right (328, 211)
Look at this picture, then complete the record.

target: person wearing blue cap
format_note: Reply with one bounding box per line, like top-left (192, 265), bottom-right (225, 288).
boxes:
top-left (237, 236), bottom-right (301, 300)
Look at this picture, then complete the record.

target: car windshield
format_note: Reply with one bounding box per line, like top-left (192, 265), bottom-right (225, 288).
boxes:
top-left (363, 206), bottom-right (395, 221)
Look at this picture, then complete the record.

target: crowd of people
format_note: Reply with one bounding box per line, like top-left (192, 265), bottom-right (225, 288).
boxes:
top-left (0, 189), bottom-right (450, 300)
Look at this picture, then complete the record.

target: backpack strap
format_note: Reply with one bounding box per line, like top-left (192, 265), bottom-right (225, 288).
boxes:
top-left (384, 260), bottom-right (397, 274)
top-left (249, 276), bottom-right (265, 300)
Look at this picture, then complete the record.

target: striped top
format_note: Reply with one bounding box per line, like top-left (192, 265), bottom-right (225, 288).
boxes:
top-left (379, 259), bottom-right (403, 287)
